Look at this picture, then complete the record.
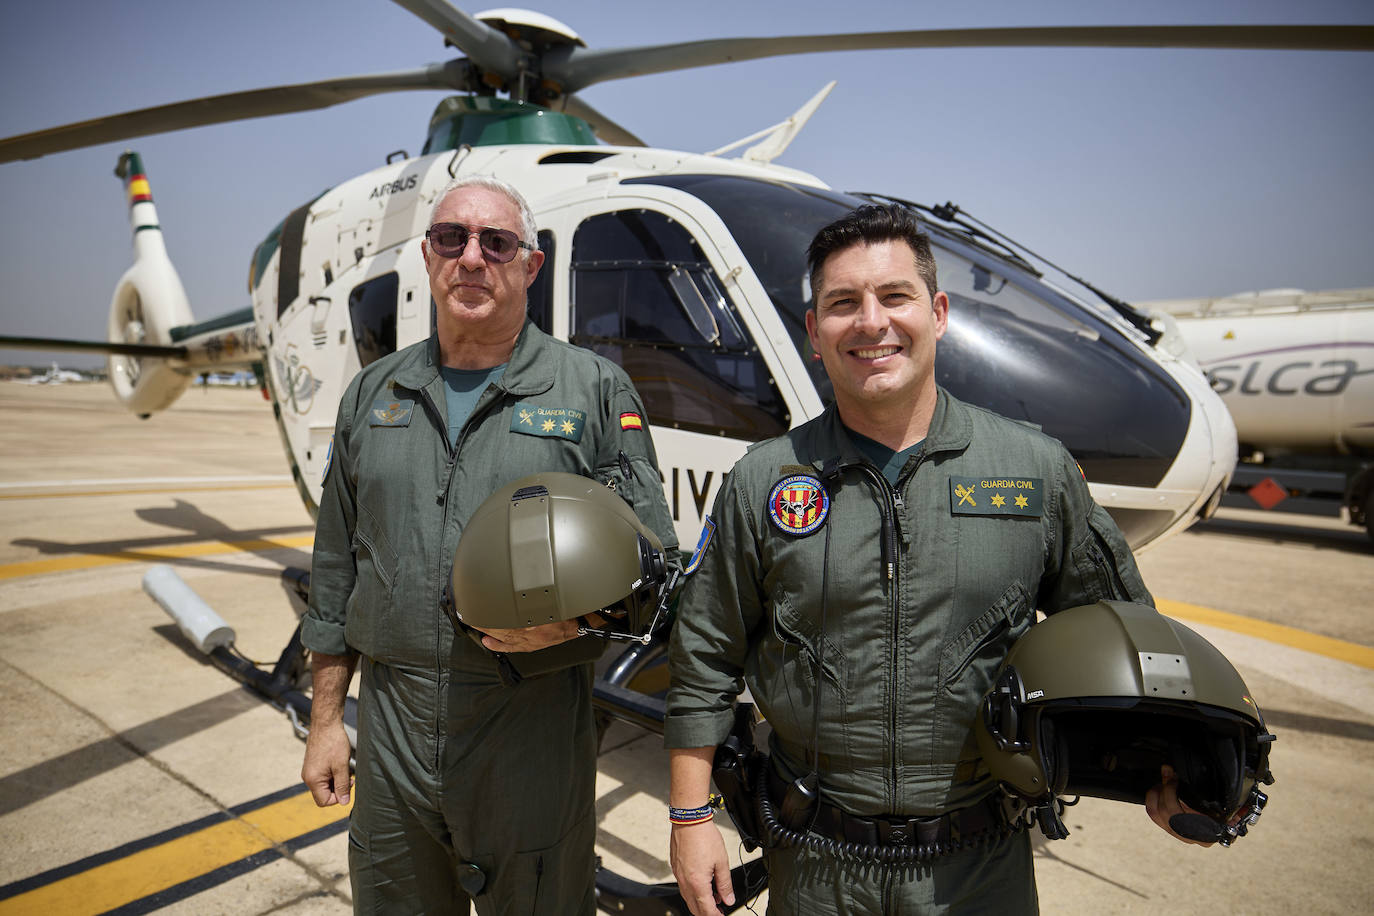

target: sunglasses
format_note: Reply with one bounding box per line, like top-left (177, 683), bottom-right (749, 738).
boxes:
top-left (425, 223), bottom-right (534, 263)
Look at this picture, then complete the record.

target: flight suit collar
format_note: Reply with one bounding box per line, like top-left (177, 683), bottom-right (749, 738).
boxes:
top-left (809, 387), bottom-right (973, 473)
top-left (389, 320), bottom-right (555, 397)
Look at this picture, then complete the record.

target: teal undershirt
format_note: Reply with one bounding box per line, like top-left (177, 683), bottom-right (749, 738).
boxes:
top-left (439, 364), bottom-right (507, 447)
top-left (845, 426), bottom-right (924, 486)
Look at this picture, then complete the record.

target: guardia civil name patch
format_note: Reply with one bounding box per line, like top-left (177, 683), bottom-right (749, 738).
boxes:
top-left (950, 476), bottom-right (1044, 517)
top-left (370, 398), bottom-right (414, 426)
top-left (769, 474), bottom-right (830, 536)
top-left (511, 402), bottom-right (586, 443)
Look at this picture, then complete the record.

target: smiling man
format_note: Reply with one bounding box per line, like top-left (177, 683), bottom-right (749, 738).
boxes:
top-left (302, 175), bottom-right (677, 914)
top-left (664, 204), bottom-right (1180, 915)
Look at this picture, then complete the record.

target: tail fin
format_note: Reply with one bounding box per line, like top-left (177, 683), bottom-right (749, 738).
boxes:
top-left (107, 151), bottom-right (196, 416)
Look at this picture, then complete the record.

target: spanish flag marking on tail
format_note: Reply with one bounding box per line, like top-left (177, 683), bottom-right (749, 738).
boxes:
top-left (128, 174), bottom-right (153, 205)
top-left (619, 412), bottom-right (643, 431)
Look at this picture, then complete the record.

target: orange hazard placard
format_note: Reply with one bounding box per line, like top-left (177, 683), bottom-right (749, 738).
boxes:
top-left (1247, 476), bottom-right (1288, 511)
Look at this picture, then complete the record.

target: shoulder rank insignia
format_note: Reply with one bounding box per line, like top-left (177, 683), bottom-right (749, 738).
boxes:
top-left (769, 474), bottom-right (830, 536)
top-left (950, 476), bottom-right (1044, 518)
top-left (684, 515), bottom-right (716, 576)
top-left (510, 402), bottom-right (586, 443)
top-left (370, 398), bottom-right (413, 427)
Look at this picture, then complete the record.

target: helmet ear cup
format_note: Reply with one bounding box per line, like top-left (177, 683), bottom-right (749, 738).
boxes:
top-left (1039, 716), bottom-right (1071, 797)
top-left (1213, 731), bottom-right (1243, 815)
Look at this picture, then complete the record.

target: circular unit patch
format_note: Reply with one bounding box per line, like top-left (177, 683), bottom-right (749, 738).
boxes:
top-left (768, 474), bottom-right (831, 536)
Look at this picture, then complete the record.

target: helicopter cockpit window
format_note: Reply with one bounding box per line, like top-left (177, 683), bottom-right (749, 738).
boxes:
top-left (526, 230), bottom-right (555, 335)
top-left (570, 209), bottom-right (786, 441)
top-left (622, 174), bottom-right (1190, 490)
top-left (348, 272), bottom-right (399, 369)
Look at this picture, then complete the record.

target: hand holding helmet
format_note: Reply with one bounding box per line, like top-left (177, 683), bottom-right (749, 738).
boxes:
top-left (975, 600), bottom-right (1275, 846)
top-left (448, 472), bottom-right (677, 649)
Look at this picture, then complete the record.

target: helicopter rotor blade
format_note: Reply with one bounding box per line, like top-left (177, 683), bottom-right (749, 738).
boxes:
top-left (0, 62), bottom-right (471, 163)
top-left (559, 95), bottom-right (646, 147)
top-left (548, 24), bottom-right (1374, 92)
top-left (387, 0), bottom-right (523, 78)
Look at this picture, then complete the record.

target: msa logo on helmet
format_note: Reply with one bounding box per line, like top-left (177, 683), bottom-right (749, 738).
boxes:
top-left (1026, 689), bottom-right (1045, 701)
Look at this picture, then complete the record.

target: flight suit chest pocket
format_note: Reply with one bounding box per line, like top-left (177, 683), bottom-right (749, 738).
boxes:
top-left (768, 587), bottom-right (848, 696)
top-left (934, 582), bottom-right (1032, 766)
top-left (346, 504), bottom-right (398, 644)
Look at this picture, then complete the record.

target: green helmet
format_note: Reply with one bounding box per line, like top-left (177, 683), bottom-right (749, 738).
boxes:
top-left (449, 472), bottom-right (671, 641)
top-left (975, 600), bottom-right (1275, 845)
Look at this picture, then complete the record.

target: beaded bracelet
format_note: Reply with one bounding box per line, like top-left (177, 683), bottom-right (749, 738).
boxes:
top-left (669, 794), bottom-right (725, 826)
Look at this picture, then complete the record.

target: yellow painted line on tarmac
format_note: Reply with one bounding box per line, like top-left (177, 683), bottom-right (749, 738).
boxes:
top-left (0, 535), bottom-right (315, 581)
top-left (0, 791), bottom-right (349, 916)
top-left (1159, 598), bottom-right (1374, 670)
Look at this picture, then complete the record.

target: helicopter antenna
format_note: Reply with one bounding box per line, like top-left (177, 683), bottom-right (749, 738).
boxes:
top-left (705, 82), bottom-right (836, 163)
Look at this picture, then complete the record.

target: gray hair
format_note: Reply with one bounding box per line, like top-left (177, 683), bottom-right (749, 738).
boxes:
top-left (428, 175), bottom-right (538, 251)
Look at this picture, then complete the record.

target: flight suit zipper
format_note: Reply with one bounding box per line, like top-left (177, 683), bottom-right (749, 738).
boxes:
top-left (822, 457), bottom-right (906, 812)
top-left (418, 381), bottom-right (509, 775)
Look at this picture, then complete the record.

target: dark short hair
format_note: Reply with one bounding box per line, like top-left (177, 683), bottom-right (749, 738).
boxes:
top-left (806, 204), bottom-right (938, 304)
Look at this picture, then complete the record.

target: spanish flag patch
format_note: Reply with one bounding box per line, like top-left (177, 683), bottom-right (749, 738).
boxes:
top-left (619, 412), bottom-right (644, 431)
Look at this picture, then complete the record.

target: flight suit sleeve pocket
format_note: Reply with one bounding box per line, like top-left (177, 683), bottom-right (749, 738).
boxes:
top-left (1066, 508), bottom-right (1151, 605)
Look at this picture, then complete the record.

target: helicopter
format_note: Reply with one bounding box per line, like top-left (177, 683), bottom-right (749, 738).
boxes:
top-left (2, 2), bottom-right (1372, 911)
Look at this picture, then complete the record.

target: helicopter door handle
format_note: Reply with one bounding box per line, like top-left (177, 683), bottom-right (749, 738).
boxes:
top-left (309, 296), bottom-right (332, 337)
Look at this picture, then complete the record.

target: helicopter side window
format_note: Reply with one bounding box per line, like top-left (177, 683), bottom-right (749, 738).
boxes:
top-left (526, 230), bottom-right (555, 335)
top-left (348, 272), bottom-right (399, 369)
top-left (570, 210), bottom-right (787, 441)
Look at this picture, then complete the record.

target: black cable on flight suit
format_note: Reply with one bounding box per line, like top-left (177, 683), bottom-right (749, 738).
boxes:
top-left (760, 459), bottom-right (1019, 863)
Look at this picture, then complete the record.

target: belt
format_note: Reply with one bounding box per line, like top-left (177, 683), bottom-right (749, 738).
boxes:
top-left (767, 767), bottom-right (1004, 849)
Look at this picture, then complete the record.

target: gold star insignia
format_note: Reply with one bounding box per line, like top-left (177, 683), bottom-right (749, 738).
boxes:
top-left (1014, 494), bottom-right (1029, 509)
top-left (542, 419), bottom-right (555, 432)
top-left (519, 409), bottom-right (533, 425)
top-left (561, 419), bottom-right (576, 435)
top-left (990, 493), bottom-right (1006, 508)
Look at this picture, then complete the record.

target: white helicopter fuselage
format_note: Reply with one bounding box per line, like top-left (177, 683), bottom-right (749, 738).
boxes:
top-left (248, 140), bottom-right (1234, 552)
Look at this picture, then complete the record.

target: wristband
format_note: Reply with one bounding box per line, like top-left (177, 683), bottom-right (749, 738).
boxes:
top-left (669, 794), bottom-right (724, 826)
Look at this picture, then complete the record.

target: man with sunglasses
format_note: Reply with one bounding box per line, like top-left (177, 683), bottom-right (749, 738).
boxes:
top-left (302, 175), bottom-right (678, 914)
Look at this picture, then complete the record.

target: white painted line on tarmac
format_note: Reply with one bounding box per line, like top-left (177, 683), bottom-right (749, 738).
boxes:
top-left (0, 475), bottom-right (291, 489)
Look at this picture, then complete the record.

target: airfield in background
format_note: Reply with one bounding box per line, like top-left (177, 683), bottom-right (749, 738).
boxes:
top-left (0, 382), bottom-right (1369, 914)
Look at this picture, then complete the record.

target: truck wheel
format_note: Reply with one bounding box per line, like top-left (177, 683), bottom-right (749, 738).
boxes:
top-left (1365, 488), bottom-right (1374, 547)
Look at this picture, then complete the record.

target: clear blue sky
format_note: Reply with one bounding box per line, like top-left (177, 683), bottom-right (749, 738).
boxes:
top-left (1, 0), bottom-right (1371, 368)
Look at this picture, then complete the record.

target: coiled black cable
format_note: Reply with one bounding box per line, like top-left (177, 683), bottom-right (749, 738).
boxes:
top-left (753, 762), bottom-right (1022, 866)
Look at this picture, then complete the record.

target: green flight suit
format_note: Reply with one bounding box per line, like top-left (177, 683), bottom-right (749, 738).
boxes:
top-left (665, 389), bottom-right (1152, 915)
top-left (305, 323), bottom-right (678, 915)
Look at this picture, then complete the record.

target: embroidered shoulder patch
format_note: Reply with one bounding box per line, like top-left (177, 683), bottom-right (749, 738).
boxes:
top-left (619, 411), bottom-right (644, 431)
top-left (768, 474), bottom-right (830, 536)
top-left (321, 435), bottom-right (334, 483)
top-left (684, 516), bottom-right (716, 576)
top-left (370, 398), bottom-right (414, 426)
top-left (510, 402), bottom-right (586, 443)
top-left (950, 476), bottom-right (1044, 517)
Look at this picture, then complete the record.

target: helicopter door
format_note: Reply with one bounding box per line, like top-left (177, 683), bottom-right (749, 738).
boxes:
top-left (565, 205), bottom-right (792, 544)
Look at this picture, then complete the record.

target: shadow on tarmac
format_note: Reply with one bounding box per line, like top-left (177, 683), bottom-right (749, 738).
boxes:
top-left (0, 684), bottom-right (262, 818)
top-left (12, 498), bottom-right (313, 576)
top-left (1191, 515), bottom-right (1371, 555)
top-left (1261, 707), bottom-right (1374, 743)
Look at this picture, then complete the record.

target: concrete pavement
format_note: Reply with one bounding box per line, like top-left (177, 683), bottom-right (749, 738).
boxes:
top-left (1, 383), bottom-right (1370, 914)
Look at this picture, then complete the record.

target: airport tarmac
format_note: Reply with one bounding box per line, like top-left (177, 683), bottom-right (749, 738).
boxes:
top-left (0, 382), bottom-right (1370, 915)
